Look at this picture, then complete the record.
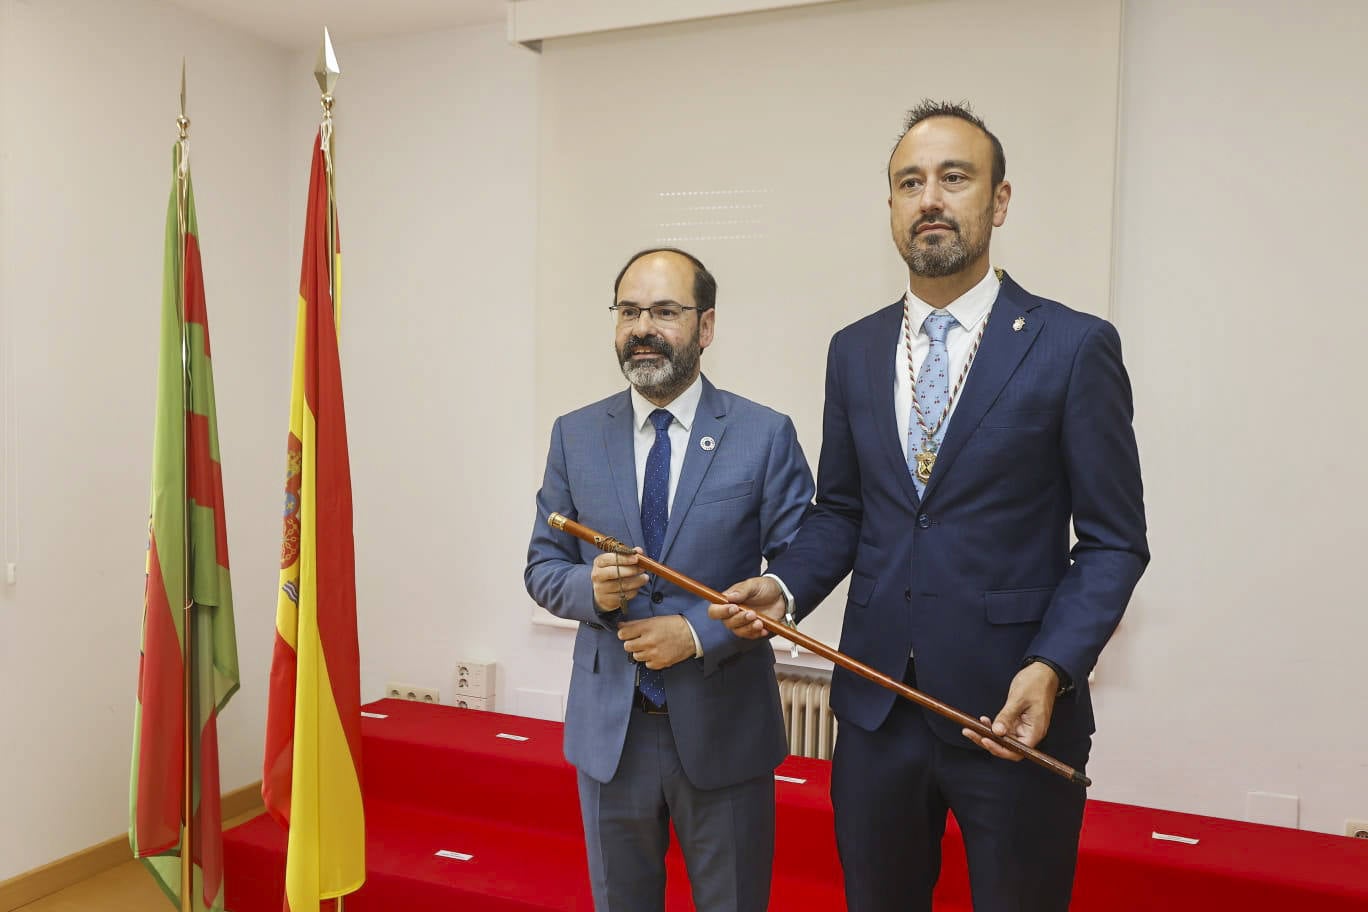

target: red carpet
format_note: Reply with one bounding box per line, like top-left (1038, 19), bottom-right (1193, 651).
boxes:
top-left (224, 699), bottom-right (1367, 911)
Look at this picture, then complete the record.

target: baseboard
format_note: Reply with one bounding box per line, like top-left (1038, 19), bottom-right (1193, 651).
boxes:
top-left (221, 781), bottom-right (265, 824)
top-left (0, 781), bottom-right (263, 912)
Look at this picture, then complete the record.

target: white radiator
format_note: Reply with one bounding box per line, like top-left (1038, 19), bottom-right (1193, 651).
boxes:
top-left (776, 671), bottom-right (836, 759)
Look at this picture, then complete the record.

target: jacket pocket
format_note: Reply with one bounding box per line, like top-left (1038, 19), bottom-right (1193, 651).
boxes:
top-left (980, 408), bottom-right (1053, 430)
top-left (983, 586), bottom-right (1055, 625)
top-left (847, 571), bottom-right (877, 607)
top-left (694, 478), bottom-right (754, 506)
top-left (572, 629), bottom-right (599, 672)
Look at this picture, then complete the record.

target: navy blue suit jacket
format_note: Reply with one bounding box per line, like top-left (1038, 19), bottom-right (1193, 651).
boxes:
top-left (768, 274), bottom-right (1148, 755)
top-left (525, 376), bottom-right (814, 788)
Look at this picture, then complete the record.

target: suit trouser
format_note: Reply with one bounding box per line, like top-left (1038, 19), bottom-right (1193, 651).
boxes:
top-left (831, 664), bottom-right (1089, 912)
top-left (577, 706), bottom-right (775, 912)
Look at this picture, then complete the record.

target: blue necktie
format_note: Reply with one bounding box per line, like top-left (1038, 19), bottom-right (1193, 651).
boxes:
top-left (907, 310), bottom-right (958, 496)
top-left (637, 408), bottom-right (673, 707)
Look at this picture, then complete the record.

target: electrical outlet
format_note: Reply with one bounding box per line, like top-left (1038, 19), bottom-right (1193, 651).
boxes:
top-left (454, 660), bottom-right (496, 698)
top-left (386, 681), bottom-right (440, 704)
top-left (1346, 820), bottom-right (1368, 839)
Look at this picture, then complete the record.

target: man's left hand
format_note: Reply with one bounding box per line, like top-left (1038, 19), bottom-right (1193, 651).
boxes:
top-left (961, 661), bottom-right (1060, 760)
top-left (618, 616), bottom-right (696, 670)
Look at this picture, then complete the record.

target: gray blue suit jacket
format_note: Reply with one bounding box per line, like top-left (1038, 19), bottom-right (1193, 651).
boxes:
top-left (525, 376), bottom-right (814, 789)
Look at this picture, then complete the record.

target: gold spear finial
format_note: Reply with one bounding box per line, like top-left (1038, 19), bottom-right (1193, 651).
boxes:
top-left (313, 28), bottom-right (341, 323)
top-left (315, 27), bottom-right (340, 166)
top-left (315, 27), bottom-right (340, 102)
top-left (177, 58), bottom-right (189, 140)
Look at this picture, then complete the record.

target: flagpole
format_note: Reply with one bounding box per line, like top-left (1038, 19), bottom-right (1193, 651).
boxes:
top-left (176, 59), bottom-right (196, 912)
top-left (316, 28), bottom-right (340, 327)
top-left (315, 35), bottom-right (344, 912)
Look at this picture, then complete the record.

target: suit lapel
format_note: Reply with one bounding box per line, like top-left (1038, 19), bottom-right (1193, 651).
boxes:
top-left (658, 377), bottom-right (726, 564)
top-left (866, 301), bottom-right (923, 508)
top-left (603, 391), bottom-right (646, 550)
top-left (919, 274), bottom-right (1044, 506)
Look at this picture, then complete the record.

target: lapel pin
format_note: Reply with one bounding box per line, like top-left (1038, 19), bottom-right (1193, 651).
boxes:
top-left (700, 436), bottom-right (717, 452)
top-left (1013, 316), bottom-right (1026, 332)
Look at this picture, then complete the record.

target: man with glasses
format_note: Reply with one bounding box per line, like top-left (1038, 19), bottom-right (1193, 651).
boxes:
top-left (525, 247), bottom-right (814, 911)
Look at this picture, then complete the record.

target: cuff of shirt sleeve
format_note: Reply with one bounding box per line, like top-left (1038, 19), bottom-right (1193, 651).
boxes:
top-left (763, 573), bottom-right (796, 620)
top-left (683, 617), bottom-right (704, 658)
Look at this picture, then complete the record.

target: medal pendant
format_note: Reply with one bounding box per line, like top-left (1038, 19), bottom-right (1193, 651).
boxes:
top-left (914, 450), bottom-right (936, 483)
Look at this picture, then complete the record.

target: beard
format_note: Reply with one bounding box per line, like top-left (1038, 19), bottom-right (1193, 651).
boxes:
top-left (898, 206), bottom-right (993, 278)
top-left (617, 330), bottom-right (702, 402)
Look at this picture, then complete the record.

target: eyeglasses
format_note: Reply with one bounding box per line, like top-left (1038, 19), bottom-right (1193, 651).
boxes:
top-left (609, 304), bottom-right (702, 324)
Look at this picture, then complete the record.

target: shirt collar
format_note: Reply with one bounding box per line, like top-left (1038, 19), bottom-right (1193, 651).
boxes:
top-left (630, 374), bottom-right (703, 433)
top-left (904, 266), bottom-right (1000, 334)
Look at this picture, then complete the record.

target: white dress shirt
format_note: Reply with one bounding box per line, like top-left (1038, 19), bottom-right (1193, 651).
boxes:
top-left (895, 267), bottom-right (999, 459)
top-left (629, 375), bottom-right (703, 509)
top-left (629, 375), bottom-right (705, 656)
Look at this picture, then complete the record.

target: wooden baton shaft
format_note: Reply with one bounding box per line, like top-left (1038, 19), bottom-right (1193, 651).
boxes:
top-left (547, 512), bottom-right (1091, 788)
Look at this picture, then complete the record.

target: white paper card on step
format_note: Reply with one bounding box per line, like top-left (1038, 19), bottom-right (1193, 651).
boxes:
top-left (497, 733), bottom-right (529, 741)
top-left (774, 774), bottom-right (808, 784)
top-left (1151, 832), bottom-right (1199, 845)
top-left (361, 712), bottom-right (388, 719)
top-left (436, 849), bottom-right (474, 861)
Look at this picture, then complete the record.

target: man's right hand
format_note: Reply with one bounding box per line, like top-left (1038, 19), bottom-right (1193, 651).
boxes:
top-left (591, 549), bottom-right (649, 613)
top-left (709, 576), bottom-right (786, 639)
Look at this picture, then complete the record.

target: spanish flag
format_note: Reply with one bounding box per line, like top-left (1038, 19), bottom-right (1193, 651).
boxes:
top-left (262, 129), bottom-right (364, 912)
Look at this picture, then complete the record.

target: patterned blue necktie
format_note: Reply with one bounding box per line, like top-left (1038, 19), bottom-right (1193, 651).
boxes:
top-left (907, 310), bottom-right (958, 496)
top-left (637, 408), bottom-right (673, 707)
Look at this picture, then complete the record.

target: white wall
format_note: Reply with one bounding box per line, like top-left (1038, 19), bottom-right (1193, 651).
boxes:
top-left (1092, 0), bottom-right (1368, 836)
top-left (0, 0), bottom-right (292, 879)
top-left (1, 5), bottom-right (550, 880)
top-left (3, 0), bottom-right (1366, 882)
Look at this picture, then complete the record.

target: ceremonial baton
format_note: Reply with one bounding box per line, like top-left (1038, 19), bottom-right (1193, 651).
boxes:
top-left (547, 512), bottom-right (1090, 787)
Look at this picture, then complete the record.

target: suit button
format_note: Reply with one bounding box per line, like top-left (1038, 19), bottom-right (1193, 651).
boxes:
top-left (918, 514), bottom-right (931, 529)
top-left (904, 589), bottom-right (912, 602)
top-left (651, 591), bottom-right (664, 604)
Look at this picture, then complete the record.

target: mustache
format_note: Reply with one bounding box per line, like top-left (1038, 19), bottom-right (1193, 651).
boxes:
top-left (622, 334), bottom-right (674, 359)
top-left (912, 213), bottom-right (960, 233)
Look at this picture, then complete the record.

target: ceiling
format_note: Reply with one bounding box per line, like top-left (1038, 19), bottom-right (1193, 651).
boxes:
top-left (165, 0), bottom-right (507, 50)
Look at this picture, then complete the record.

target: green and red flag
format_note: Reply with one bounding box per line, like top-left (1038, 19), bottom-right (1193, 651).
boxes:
top-left (130, 140), bottom-right (240, 911)
top-left (262, 128), bottom-right (365, 912)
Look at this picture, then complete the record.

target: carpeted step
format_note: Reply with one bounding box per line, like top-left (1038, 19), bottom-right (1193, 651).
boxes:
top-left (225, 800), bottom-right (596, 912)
top-left (359, 700), bottom-right (583, 829)
top-left (224, 802), bottom-right (889, 911)
top-left (225, 700), bottom-right (1368, 912)
top-left (1070, 801), bottom-right (1368, 911)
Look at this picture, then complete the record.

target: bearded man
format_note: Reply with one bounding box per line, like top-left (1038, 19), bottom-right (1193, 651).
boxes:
top-left (713, 102), bottom-right (1149, 912)
top-left (525, 246), bottom-right (814, 912)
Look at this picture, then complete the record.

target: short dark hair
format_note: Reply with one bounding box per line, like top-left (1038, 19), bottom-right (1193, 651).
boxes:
top-left (890, 100), bottom-right (1006, 189)
top-left (612, 247), bottom-right (717, 312)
